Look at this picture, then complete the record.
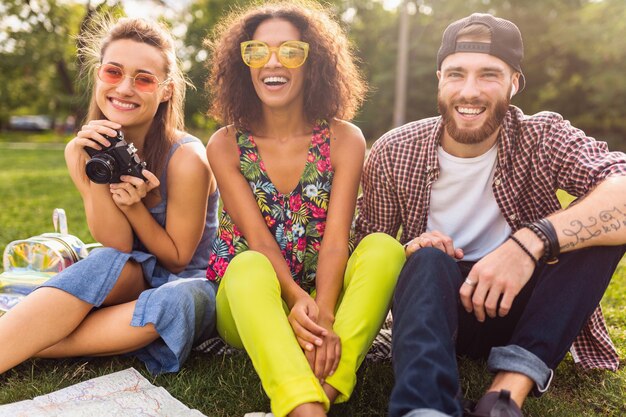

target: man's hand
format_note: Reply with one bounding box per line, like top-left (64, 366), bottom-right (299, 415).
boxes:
top-left (404, 230), bottom-right (464, 259)
top-left (460, 231), bottom-right (541, 321)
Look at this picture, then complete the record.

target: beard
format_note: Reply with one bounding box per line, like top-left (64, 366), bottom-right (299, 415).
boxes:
top-left (437, 88), bottom-right (510, 145)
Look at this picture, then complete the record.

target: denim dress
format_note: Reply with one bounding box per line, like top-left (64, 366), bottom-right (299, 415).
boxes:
top-left (41, 135), bottom-right (219, 374)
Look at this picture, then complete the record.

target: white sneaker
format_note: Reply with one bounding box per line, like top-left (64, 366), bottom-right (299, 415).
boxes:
top-left (243, 413), bottom-right (274, 417)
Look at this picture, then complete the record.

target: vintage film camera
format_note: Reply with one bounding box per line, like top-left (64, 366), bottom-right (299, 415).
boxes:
top-left (84, 130), bottom-right (146, 184)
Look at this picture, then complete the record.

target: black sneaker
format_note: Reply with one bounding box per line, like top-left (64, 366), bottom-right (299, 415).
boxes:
top-left (462, 397), bottom-right (477, 417)
top-left (467, 390), bottom-right (523, 417)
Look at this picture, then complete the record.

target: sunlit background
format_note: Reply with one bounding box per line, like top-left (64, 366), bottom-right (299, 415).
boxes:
top-left (1, 0), bottom-right (625, 151)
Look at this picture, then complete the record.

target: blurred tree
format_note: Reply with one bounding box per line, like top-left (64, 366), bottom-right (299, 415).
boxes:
top-left (520, 0), bottom-right (626, 149)
top-left (340, 0), bottom-right (405, 141)
top-left (181, 0), bottom-right (254, 140)
top-left (0, 0), bottom-right (124, 131)
top-left (338, 0), bottom-right (625, 149)
top-left (3, 0), bottom-right (622, 151)
top-left (0, 0), bottom-right (83, 129)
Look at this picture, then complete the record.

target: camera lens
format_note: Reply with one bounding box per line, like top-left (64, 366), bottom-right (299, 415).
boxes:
top-left (85, 155), bottom-right (116, 184)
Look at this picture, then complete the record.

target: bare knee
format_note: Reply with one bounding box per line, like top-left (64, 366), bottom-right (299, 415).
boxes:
top-left (102, 260), bottom-right (148, 305)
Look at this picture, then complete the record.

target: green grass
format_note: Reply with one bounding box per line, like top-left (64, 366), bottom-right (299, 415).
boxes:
top-left (0, 145), bottom-right (91, 247)
top-left (0, 130), bottom-right (73, 144)
top-left (1, 144), bottom-right (625, 416)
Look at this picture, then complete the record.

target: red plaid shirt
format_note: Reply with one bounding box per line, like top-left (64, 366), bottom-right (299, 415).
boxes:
top-left (356, 105), bottom-right (626, 370)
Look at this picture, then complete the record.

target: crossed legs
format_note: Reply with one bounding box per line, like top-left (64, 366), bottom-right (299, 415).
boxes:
top-left (0, 259), bottom-right (155, 373)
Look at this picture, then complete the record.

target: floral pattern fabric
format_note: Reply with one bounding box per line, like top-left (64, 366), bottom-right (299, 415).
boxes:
top-left (207, 120), bottom-right (334, 294)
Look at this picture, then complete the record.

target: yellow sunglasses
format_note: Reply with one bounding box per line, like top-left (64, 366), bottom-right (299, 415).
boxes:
top-left (240, 40), bottom-right (309, 69)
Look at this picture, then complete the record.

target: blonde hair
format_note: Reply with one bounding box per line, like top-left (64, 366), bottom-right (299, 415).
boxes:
top-left (78, 16), bottom-right (190, 179)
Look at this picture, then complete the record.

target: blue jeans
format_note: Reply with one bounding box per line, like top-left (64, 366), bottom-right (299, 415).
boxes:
top-left (389, 245), bottom-right (626, 417)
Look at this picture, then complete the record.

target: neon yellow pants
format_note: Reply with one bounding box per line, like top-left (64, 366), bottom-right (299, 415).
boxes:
top-left (216, 232), bottom-right (405, 417)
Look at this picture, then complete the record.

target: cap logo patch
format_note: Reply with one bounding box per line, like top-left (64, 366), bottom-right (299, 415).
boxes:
top-left (455, 42), bottom-right (491, 53)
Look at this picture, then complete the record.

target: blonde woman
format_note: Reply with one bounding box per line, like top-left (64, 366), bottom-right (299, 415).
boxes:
top-left (0, 17), bottom-right (219, 375)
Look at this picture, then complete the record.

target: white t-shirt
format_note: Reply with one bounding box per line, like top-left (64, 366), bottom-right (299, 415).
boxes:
top-left (427, 145), bottom-right (511, 261)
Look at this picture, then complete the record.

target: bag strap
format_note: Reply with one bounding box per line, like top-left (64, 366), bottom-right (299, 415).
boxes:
top-left (84, 243), bottom-right (103, 251)
top-left (53, 208), bottom-right (68, 234)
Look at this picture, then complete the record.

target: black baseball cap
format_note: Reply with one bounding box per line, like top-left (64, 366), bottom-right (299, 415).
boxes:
top-left (437, 13), bottom-right (525, 92)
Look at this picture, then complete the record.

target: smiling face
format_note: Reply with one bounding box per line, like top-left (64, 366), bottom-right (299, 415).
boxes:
top-left (437, 51), bottom-right (519, 152)
top-left (249, 18), bottom-right (306, 113)
top-left (95, 38), bottom-right (171, 140)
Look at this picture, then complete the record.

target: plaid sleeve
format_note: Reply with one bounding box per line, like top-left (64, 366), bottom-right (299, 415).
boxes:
top-left (539, 114), bottom-right (626, 197)
top-left (570, 306), bottom-right (619, 371)
top-left (355, 137), bottom-right (402, 244)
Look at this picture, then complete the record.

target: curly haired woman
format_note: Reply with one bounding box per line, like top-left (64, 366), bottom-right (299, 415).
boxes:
top-left (204, 1), bottom-right (405, 416)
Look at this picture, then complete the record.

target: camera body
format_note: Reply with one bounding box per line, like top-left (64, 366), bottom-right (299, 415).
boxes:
top-left (85, 130), bottom-right (146, 184)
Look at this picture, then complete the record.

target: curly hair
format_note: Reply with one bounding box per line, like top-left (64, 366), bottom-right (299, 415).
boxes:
top-left (78, 16), bottom-right (190, 179)
top-left (205, 0), bottom-right (367, 130)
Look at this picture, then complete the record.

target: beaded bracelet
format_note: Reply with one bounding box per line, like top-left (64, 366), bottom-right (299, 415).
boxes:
top-left (526, 223), bottom-right (551, 263)
top-left (509, 235), bottom-right (539, 266)
top-left (526, 219), bottom-right (560, 264)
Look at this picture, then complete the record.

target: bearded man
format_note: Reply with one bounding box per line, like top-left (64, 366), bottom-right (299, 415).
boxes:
top-left (355, 13), bottom-right (626, 417)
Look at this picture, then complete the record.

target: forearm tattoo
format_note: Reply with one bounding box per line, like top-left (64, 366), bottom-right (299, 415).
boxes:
top-left (561, 205), bottom-right (626, 250)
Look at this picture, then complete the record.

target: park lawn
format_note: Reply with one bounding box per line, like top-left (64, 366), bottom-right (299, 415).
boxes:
top-left (0, 145), bottom-right (625, 416)
top-left (0, 130), bottom-right (72, 144)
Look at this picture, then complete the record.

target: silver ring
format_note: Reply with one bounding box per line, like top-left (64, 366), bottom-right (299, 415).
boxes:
top-left (403, 238), bottom-right (421, 249)
top-left (463, 278), bottom-right (477, 287)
